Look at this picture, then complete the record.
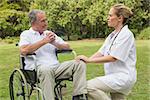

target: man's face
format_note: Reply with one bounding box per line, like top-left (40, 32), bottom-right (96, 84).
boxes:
top-left (34, 13), bottom-right (48, 32)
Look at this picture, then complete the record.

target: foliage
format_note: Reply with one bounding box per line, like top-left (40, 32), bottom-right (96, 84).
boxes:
top-left (0, 0), bottom-right (31, 39)
top-left (0, 9), bottom-right (29, 38)
top-left (2, 36), bottom-right (19, 44)
top-left (0, 0), bottom-right (149, 40)
top-left (138, 27), bottom-right (150, 39)
top-left (30, 0), bottom-right (150, 40)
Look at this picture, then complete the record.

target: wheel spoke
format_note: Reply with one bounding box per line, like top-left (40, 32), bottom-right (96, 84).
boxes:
top-left (9, 69), bottom-right (30, 100)
top-left (9, 69), bottom-right (43, 100)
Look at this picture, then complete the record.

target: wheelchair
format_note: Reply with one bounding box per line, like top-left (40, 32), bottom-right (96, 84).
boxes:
top-left (9, 49), bottom-right (77, 100)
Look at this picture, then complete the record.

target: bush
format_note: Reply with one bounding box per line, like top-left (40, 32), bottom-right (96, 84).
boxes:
top-left (69, 35), bottom-right (79, 41)
top-left (1, 36), bottom-right (20, 44)
top-left (138, 27), bottom-right (150, 40)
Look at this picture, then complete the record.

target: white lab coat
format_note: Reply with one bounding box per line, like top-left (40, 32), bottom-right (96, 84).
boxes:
top-left (98, 25), bottom-right (137, 95)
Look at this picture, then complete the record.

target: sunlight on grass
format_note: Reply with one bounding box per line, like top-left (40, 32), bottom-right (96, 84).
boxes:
top-left (0, 40), bottom-right (150, 100)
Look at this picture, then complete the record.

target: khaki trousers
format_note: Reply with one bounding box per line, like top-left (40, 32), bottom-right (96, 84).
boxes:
top-left (87, 78), bottom-right (126, 100)
top-left (38, 60), bottom-right (87, 100)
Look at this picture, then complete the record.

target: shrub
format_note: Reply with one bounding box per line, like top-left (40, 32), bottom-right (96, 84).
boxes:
top-left (138, 27), bottom-right (150, 40)
top-left (1, 36), bottom-right (20, 44)
top-left (70, 35), bottom-right (79, 41)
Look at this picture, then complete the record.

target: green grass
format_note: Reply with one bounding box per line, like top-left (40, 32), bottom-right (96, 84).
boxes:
top-left (0, 39), bottom-right (150, 100)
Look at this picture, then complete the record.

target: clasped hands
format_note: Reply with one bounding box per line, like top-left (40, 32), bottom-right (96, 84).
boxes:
top-left (43, 31), bottom-right (56, 44)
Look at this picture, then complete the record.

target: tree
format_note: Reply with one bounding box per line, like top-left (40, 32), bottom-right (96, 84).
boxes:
top-left (0, 0), bottom-right (149, 39)
top-left (0, 0), bottom-right (32, 38)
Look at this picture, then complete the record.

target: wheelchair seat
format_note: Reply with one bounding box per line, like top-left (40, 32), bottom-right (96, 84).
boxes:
top-left (21, 69), bottom-right (37, 85)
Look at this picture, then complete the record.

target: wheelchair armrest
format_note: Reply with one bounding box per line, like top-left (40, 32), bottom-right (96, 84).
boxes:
top-left (26, 53), bottom-right (36, 56)
top-left (20, 53), bottom-right (36, 57)
top-left (56, 49), bottom-right (73, 54)
top-left (55, 49), bottom-right (77, 59)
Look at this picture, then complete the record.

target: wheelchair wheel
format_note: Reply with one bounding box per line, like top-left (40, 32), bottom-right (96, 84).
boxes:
top-left (9, 69), bottom-right (30, 100)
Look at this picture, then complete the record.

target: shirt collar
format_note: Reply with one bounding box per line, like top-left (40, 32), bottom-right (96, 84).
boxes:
top-left (29, 28), bottom-right (44, 35)
top-left (109, 25), bottom-right (128, 39)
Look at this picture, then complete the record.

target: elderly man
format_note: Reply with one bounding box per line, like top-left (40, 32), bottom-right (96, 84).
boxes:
top-left (19, 9), bottom-right (87, 100)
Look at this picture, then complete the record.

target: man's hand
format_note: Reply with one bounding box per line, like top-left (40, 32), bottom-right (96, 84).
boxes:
top-left (43, 31), bottom-right (55, 44)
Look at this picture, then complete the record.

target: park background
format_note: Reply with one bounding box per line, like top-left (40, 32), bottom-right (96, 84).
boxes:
top-left (0, 0), bottom-right (150, 100)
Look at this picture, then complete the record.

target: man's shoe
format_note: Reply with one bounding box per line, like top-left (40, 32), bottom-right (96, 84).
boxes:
top-left (72, 94), bottom-right (88, 100)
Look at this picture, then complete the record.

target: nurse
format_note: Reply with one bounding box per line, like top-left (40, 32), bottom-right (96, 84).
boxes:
top-left (76, 4), bottom-right (137, 100)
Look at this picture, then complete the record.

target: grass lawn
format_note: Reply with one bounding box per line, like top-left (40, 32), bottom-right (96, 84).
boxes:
top-left (0, 39), bottom-right (149, 100)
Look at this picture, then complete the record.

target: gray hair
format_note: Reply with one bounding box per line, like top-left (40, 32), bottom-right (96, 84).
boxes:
top-left (28, 9), bottom-right (45, 24)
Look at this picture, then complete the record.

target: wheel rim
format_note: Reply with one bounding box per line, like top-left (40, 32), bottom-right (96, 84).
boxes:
top-left (9, 69), bottom-right (30, 100)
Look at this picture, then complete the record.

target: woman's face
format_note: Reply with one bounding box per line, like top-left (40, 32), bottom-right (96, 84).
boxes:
top-left (107, 8), bottom-right (121, 28)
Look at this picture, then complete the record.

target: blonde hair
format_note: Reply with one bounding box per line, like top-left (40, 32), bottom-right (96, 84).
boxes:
top-left (112, 4), bottom-right (133, 24)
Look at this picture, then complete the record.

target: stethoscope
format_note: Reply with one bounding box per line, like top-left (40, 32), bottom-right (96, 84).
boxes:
top-left (107, 25), bottom-right (125, 55)
top-left (107, 16), bottom-right (131, 52)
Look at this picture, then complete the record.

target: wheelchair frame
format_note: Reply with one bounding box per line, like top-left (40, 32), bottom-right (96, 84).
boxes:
top-left (9, 49), bottom-right (77, 100)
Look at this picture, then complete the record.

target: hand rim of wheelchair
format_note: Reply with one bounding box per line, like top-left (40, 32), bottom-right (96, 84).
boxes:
top-left (9, 68), bottom-right (44, 100)
top-left (9, 68), bottom-right (30, 100)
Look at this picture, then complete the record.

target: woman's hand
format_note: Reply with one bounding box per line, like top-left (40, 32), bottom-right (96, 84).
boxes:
top-left (75, 55), bottom-right (89, 63)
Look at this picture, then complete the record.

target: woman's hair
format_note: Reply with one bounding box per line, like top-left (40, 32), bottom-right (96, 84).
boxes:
top-left (112, 4), bottom-right (133, 24)
top-left (28, 9), bottom-right (45, 24)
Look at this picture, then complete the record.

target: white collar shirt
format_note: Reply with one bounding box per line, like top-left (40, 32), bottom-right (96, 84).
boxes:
top-left (19, 28), bottom-right (66, 70)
